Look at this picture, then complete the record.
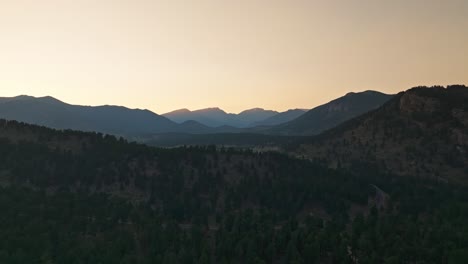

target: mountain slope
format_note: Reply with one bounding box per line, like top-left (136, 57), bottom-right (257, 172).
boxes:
top-left (268, 91), bottom-right (394, 136)
top-left (251, 109), bottom-right (307, 126)
top-left (237, 108), bottom-right (279, 125)
top-left (293, 85), bottom-right (468, 183)
top-left (0, 95), bottom-right (213, 136)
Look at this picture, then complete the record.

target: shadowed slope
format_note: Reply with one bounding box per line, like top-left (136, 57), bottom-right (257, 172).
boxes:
top-left (294, 85), bottom-right (468, 183)
top-left (268, 91), bottom-right (393, 136)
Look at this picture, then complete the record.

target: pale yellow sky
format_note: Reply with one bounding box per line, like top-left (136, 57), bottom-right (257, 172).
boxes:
top-left (1, 0), bottom-right (467, 114)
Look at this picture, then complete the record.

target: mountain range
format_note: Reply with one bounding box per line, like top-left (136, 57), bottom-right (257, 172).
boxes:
top-left (0, 90), bottom-right (393, 139)
top-left (162, 107), bottom-right (291, 128)
top-left (1, 85), bottom-right (463, 182)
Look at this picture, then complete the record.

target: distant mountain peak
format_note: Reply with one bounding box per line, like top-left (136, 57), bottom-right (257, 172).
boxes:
top-left (14, 95), bottom-right (35, 100)
top-left (345, 90), bottom-right (389, 97)
top-left (195, 107), bottom-right (226, 114)
top-left (0, 95), bottom-right (66, 106)
top-left (163, 108), bottom-right (191, 115)
top-left (37, 96), bottom-right (66, 105)
top-left (240, 108), bottom-right (266, 113)
top-left (0, 95), bottom-right (35, 102)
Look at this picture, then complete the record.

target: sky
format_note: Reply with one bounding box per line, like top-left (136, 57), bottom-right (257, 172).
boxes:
top-left (1, 0), bottom-right (467, 114)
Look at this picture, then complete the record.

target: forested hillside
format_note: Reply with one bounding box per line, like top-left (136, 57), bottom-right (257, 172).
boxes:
top-left (0, 119), bottom-right (467, 263)
top-left (293, 85), bottom-right (468, 184)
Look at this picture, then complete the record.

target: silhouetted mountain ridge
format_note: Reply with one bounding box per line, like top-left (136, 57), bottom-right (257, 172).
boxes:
top-left (0, 90), bottom-right (398, 140)
top-left (0, 96), bottom-right (186, 136)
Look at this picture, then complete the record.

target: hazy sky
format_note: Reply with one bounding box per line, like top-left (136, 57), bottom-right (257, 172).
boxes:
top-left (1, 0), bottom-right (467, 113)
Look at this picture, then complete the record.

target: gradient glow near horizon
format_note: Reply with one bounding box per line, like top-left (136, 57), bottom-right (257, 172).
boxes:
top-left (1, 0), bottom-right (467, 114)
